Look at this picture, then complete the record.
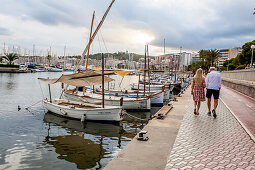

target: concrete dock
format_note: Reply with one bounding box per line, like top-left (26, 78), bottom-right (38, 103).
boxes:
top-left (105, 85), bottom-right (255, 169)
top-left (105, 88), bottom-right (191, 170)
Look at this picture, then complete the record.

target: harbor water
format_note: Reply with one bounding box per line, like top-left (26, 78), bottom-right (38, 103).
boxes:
top-left (0, 72), bottom-right (162, 169)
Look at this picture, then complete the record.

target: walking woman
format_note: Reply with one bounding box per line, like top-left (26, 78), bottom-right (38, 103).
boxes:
top-left (191, 68), bottom-right (206, 115)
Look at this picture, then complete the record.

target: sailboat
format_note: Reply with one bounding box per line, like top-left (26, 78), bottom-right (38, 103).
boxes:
top-left (39, 70), bottom-right (124, 122)
top-left (62, 69), bottom-right (151, 111)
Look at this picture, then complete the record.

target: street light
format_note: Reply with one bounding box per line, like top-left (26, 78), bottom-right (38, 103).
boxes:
top-left (251, 45), bottom-right (255, 68)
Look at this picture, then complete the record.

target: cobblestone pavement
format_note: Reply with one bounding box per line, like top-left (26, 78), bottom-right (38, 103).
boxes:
top-left (165, 98), bottom-right (255, 170)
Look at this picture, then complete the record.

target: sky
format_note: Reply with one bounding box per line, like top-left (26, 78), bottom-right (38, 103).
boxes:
top-left (0, 0), bottom-right (254, 56)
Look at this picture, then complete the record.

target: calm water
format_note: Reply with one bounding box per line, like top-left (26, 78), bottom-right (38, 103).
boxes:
top-left (0, 72), bottom-right (160, 170)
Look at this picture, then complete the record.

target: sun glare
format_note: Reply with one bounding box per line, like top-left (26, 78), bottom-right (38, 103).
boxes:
top-left (134, 32), bottom-right (155, 44)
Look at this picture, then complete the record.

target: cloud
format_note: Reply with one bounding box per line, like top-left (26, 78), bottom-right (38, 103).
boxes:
top-left (0, 27), bottom-right (11, 35)
top-left (0, 0), bottom-right (254, 56)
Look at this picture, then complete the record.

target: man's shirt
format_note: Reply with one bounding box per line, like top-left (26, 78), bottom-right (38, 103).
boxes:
top-left (206, 71), bottom-right (221, 90)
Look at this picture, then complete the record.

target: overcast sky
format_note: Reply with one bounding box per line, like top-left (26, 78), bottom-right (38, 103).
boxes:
top-left (0, 0), bottom-right (254, 56)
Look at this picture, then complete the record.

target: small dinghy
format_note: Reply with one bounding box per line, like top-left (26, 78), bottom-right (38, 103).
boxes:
top-left (43, 99), bottom-right (123, 122)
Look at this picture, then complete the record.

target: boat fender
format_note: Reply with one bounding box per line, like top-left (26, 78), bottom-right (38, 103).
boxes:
top-left (60, 109), bottom-right (67, 115)
top-left (120, 97), bottom-right (123, 106)
top-left (161, 85), bottom-right (165, 92)
top-left (120, 109), bottom-right (126, 118)
top-left (69, 105), bottom-right (75, 109)
top-left (81, 114), bottom-right (86, 122)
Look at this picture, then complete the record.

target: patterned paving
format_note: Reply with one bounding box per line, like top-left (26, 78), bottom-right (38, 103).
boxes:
top-left (165, 98), bottom-right (255, 169)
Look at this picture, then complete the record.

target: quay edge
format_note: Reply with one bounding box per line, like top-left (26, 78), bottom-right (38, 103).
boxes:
top-left (104, 86), bottom-right (192, 170)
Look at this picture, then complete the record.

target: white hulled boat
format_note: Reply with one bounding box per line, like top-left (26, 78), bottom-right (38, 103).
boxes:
top-left (39, 70), bottom-right (125, 122)
top-left (63, 89), bottom-right (151, 111)
top-left (43, 99), bottom-right (123, 122)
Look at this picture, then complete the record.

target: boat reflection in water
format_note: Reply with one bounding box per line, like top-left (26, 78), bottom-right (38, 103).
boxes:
top-left (42, 112), bottom-right (148, 169)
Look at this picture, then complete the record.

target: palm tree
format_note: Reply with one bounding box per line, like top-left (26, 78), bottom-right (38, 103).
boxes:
top-left (3, 53), bottom-right (19, 65)
top-left (47, 54), bottom-right (52, 64)
top-left (208, 49), bottom-right (220, 67)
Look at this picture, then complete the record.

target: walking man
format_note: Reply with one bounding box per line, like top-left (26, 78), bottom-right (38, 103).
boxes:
top-left (206, 67), bottom-right (221, 118)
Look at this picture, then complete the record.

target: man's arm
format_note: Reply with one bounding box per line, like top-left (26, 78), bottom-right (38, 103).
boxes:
top-left (218, 74), bottom-right (222, 90)
top-left (205, 74), bottom-right (209, 88)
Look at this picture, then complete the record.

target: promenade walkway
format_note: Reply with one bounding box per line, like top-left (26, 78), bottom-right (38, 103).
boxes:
top-left (165, 88), bottom-right (255, 169)
top-left (220, 85), bottom-right (255, 140)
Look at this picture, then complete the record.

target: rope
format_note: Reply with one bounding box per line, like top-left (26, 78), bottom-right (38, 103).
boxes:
top-left (95, 15), bottom-right (109, 54)
top-left (99, 27), bottom-right (109, 53)
top-left (125, 112), bottom-right (149, 121)
top-left (38, 80), bottom-right (45, 99)
top-left (94, 16), bottom-right (103, 53)
top-left (25, 100), bottom-right (43, 110)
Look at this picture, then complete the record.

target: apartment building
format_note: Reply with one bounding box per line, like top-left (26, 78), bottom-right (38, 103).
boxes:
top-left (218, 47), bottom-right (242, 68)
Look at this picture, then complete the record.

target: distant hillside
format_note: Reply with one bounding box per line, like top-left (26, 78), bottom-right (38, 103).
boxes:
top-left (88, 53), bottom-right (154, 62)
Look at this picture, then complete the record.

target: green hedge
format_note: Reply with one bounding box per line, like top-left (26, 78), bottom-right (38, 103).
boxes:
top-left (0, 64), bottom-right (20, 68)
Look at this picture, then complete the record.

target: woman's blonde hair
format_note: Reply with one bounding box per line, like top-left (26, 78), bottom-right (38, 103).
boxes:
top-left (194, 68), bottom-right (203, 84)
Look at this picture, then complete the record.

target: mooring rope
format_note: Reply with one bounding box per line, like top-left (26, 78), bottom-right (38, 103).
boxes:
top-left (25, 100), bottom-right (43, 110)
top-left (38, 80), bottom-right (45, 99)
top-left (125, 112), bottom-right (149, 121)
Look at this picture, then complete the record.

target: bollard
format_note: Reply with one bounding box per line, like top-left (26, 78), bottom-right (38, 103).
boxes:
top-left (137, 131), bottom-right (149, 141)
top-left (81, 114), bottom-right (86, 122)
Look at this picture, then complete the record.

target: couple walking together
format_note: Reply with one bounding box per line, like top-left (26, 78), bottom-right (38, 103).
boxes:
top-left (191, 67), bottom-right (221, 118)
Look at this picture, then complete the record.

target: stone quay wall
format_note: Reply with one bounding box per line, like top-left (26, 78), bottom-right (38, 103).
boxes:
top-left (220, 69), bottom-right (255, 99)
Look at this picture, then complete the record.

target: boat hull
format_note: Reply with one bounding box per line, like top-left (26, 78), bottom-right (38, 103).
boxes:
top-left (164, 89), bottom-right (170, 100)
top-left (150, 91), bottom-right (164, 107)
top-left (131, 83), bottom-right (164, 91)
top-left (63, 90), bottom-right (151, 111)
top-left (43, 99), bottom-right (123, 122)
top-left (98, 90), bottom-right (164, 107)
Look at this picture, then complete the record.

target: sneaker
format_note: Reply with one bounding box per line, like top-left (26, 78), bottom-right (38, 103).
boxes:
top-left (212, 109), bottom-right (217, 118)
top-left (207, 111), bottom-right (211, 116)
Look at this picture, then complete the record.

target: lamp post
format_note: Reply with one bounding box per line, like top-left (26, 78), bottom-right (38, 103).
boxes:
top-left (227, 57), bottom-right (229, 71)
top-left (251, 45), bottom-right (255, 68)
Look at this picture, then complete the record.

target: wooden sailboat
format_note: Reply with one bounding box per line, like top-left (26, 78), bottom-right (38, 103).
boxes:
top-left (63, 90), bottom-right (151, 111)
top-left (39, 70), bottom-right (124, 122)
top-left (62, 69), bottom-right (151, 111)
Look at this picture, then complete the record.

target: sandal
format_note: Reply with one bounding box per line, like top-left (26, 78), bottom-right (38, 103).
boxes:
top-left (196, 112), bottom-right (199, 115)
top-left (194, 109), bottom-right (196, 115)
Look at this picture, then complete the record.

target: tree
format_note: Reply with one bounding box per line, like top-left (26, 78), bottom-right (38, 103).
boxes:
top-left (237, 40), bottom-right (255, 65)
top-left (188, 61), bottom-right (203, 74)
top-left (198, 49), bottom-right (220, 72)
top-left (3, 53), bottom-right (19, 65)
top-left (47, 54), bottom-right (52, 64)
top-left (208, 49), bottom-right (220, 67)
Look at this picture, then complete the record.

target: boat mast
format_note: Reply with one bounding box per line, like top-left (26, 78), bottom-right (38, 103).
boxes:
top-left (147, 44), bottom-right (150, 93)
top-left (74, 0), bottom-right (115, 72)
top-left (33, 44), bottom-right (35, 64)
top-left (64, 45), bottom-right (66, 69)
top-left (137, 72), bottom-right (140, 99)
top-left (85, 11), bottom-right (95, 71)
top-left (164, 38), bottom-right (165, 71)
top-left (171, 56), bottom-right (174, 80)
top-left (102, 53), bottom-right (105, 108)
top-left (168, 57), bottom-right (170, 79)
top-left (143, 44), bottom-right (146, 96)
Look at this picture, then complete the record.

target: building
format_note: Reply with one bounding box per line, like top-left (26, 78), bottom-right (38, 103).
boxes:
top-left (228, 47), bottom-right (242, 59)
top-left (218, 49), bottom-right (229, 68)
top-left (218, 47), bottom-right (242, 68)
top-left (155, 52), bottom-right (194, 71)
top-left (191, 53), bottom-right (200, 64)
